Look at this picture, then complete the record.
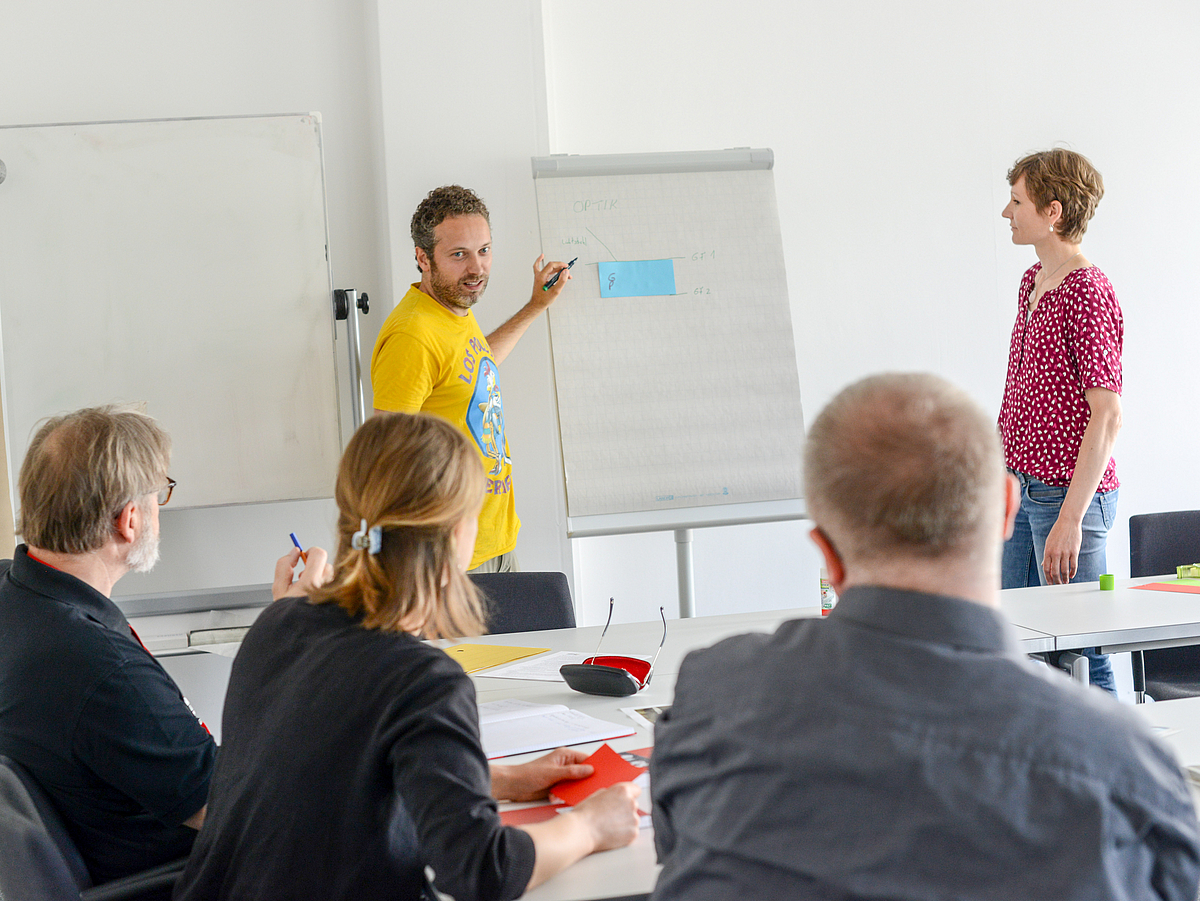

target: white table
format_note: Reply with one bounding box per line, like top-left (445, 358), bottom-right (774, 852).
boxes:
top-left (464, 606), bottom-right (1053, 901)
top-left (1135, 697), bottom-right (1200, 813)
top-left (1001, 576), bottom-right (1200, 656)
top-left (469, 608), bottom-right (818, 900)
top-left (140, 601), bottom-right (1065, 900)
top-left (1138, 698), bottom-right (1200, 766)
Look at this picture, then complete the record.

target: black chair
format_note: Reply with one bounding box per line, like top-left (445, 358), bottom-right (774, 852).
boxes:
top-left (470, 571), bottom-right (576, 634)
top-left (1130, 511), bottom-right (1200, 701)
top-left (0, 755), bottom-right (186, 901)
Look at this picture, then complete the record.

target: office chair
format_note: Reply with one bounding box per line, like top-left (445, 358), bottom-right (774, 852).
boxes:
top-left (0, 755), bottom-right (187, 901)
top-left (470, 571), bottom-right (577, 634)
top-left (1130, 511), bottom-right (1200, 701)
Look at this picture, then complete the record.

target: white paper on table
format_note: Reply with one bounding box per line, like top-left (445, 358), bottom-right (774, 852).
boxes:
top-left (477, 651), bottom-right (588, 681)
top-left (479, 650), bottom-right (653, 682)
top-left (478, 698), bottom-right (567, 724)
top-left (478, 699), bottom-right (634, 759)
top-left (620, 705), bottom-right (670, 730)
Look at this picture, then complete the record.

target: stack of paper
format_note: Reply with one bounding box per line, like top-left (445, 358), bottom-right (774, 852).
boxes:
top-left (478, 699), bottom-right (634, 759)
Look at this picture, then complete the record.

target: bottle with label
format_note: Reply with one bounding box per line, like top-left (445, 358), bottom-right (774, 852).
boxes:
top-left (820, 568), bottom-right (837, 616)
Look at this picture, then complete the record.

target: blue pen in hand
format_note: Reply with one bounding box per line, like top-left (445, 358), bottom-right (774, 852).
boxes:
top-left (289, 532), bottom-right (308, 564)
top-left (543, 257), bottom-right (577, 291)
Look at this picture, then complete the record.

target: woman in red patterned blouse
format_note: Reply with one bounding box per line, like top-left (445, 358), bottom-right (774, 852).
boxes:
top-left (998, 148), bottom-right (1123, 693)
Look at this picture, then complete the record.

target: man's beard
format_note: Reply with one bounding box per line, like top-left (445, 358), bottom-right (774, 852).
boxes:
top-left (125, 507), bottom-right (160, 574)
top-left (429, 261), bottom-right (488, 312)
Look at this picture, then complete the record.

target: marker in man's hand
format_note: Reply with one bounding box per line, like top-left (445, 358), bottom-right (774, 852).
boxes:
top-left (543, 257), bottom-right (577, 291)
top-left (289, 532), bottom-right (308, 564)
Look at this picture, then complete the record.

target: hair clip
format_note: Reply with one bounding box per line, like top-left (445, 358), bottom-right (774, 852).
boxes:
top-left (350, 518), bottom-right (383, 555)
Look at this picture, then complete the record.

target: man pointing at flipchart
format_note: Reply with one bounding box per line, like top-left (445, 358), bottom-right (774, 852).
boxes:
top-left (370, 185), bottom-right (572, 573)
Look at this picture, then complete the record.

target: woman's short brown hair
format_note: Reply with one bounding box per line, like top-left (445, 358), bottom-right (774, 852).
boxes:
top-left (310, 412), bottom-right (486, 639)
top-left (16, 405), bottom-right (170, 554)
top-left (1007, 148), bottom-right (1104, 244)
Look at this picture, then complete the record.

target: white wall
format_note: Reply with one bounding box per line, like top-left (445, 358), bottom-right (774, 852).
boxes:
top-left (2, 1), bottom-right (1196, 627)
top-left (371, 0), bottom-right (573, 579)
top-left (0, 0), bottom-right (390, 596)
top-left (546, 0), bottom-right (1200, 626)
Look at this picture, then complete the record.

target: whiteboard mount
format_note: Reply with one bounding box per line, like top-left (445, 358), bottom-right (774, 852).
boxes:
top-left (333, 288), bottom-right (370, 429)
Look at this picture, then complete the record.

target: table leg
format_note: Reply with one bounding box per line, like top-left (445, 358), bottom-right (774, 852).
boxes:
top-left (1057, 651), bottom-right (1090, 685)
top-left (674, 529), bottom-right (695, 619)
top-left (1132, 649), bottom-right (1146, 704)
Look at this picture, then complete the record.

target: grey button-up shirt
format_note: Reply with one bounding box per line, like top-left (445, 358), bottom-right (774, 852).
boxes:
top-left (651, 585), bottom-right (1200, 900)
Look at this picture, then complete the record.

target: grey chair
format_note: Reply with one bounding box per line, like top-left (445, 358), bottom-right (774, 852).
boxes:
top-left (470, 571), bottom-right (577, 634)
top-left (0, 755), bottom-right (186, 901)
top-left (1130, 511), bottom-right (1200, 701)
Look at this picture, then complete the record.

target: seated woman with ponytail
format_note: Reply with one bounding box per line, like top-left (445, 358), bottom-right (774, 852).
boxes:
top-left (175, 412), bottom-right (640, 901)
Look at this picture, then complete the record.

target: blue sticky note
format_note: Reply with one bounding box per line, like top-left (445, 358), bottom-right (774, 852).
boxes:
top-left (598, 260), bottom-right (676, 298)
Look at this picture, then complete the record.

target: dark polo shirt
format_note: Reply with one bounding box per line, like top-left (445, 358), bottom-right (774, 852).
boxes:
top-left (652, 585), bottom-right (1200, 901)
top-left (0, 546), bottom-right (215, 883)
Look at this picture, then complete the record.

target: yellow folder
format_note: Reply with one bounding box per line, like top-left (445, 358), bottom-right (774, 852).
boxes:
top-left (444, 644), bottom-right (549, 674)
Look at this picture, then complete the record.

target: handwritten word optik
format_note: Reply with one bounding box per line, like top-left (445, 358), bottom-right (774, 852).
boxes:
top-left (573, 199), bottom-right (618, 212)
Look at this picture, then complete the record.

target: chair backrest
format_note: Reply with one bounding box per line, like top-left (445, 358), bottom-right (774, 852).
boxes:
top-left (1129, 511), bottom-right (1200, 578)
top-left (0, 754), bottom-right (92, 900)
top-left (470, 571), bottom-right (576, 634)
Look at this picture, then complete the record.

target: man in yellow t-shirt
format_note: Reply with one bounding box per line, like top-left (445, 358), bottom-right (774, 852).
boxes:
top-left (370, 185), bottom-right (572, 572)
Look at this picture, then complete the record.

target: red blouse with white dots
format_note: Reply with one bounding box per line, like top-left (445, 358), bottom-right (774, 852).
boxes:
top-left (998, 264), bottom-right (1123, 491)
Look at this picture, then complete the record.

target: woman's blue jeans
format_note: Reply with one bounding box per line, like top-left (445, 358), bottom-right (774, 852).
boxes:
top-left (1002, 471), bottom-right (1119, 695)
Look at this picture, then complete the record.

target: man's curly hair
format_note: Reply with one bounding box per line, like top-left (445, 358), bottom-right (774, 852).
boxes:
top-left (411, 185), bottom-right (490, 268)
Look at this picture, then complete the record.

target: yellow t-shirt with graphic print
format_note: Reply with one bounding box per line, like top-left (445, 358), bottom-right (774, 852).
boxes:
top-left (370, 284), bottom-right (519, 568)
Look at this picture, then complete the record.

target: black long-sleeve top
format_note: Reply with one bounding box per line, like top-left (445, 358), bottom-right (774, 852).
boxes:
top-left (175, 596), bottom-right (534, 901)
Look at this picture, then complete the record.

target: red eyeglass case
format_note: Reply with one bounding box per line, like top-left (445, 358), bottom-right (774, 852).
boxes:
top-left (560, 662), bottom-right (643, 697)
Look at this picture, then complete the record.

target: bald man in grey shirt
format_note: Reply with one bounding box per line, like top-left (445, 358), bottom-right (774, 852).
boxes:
top-left (650, 374), bottom-right (1200, 901)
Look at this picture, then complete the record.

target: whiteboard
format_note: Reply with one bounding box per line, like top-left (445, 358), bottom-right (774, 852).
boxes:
top-left (533, 150), bottom-right (804, 528)
top-left (0, 115), bottom-right (342, 509)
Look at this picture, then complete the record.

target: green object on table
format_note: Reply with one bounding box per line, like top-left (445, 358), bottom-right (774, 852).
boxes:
top-left (1099, 574), bottom-right (1115, 591)
top-left (1177, 564), bottom-right (1200, 580)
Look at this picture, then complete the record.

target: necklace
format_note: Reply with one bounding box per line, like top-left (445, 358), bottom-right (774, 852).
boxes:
top-left (1030, 251), bottom-right (1082, 309)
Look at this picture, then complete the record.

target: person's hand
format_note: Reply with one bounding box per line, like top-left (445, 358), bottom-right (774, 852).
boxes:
top-left (1042, 515), bottom-right (1081, 585)
top-left (272, 546), bottom-right (332, 600)
top-left (571, 783), bottom-right (641, 852)
top-left (531, 255), bottom-right (571, 307)
top-left (491, 747), bottom-right (593, 802)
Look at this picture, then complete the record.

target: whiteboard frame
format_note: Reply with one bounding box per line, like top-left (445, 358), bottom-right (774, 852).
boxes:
top-left (566, 498), bottom-right (806, 539)
top-left (533, 147), bottom-right (804, 532)
top-left (533, 148), bottom-right (806, 615)
top-left (532, 147), bottom-right (774, 178)
top-left (0, 113), bottom-right (343, 512)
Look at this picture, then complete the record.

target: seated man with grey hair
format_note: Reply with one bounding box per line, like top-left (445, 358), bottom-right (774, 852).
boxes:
top-left (0, 406), bottom-right (324, 886)
top-left (0, 406), bottom-right (212, 884)
top-left (650, 373), bottom-right (1200, 900)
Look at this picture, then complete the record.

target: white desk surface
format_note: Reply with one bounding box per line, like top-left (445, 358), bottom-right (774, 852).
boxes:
top-left (1001, 575), bottom-right (1200, 654)
top-left (1135, 697), bottom-right (1200, 812)
top-left (135, 599), bottom-right (1075, 901)
top-left (471, 609), bottom-right (815, 900)
top-left (464, 604), bottom-right (1054, 674)
top-left (1137, 697), bottom-right (1200, 767)
top-left (468, 607), bottom-right (1049, 901)
top-left (468, 609), bottom-right (820, 900)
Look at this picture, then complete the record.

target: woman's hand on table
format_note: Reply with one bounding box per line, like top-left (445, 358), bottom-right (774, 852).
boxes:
top-left (490, 747), bottom-right (593, 802)
top-left (571, 782), bottom-right (642, 851)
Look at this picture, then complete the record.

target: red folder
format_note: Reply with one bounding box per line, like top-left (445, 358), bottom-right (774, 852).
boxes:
top-left (550, 743), bottom-right (645, 806)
